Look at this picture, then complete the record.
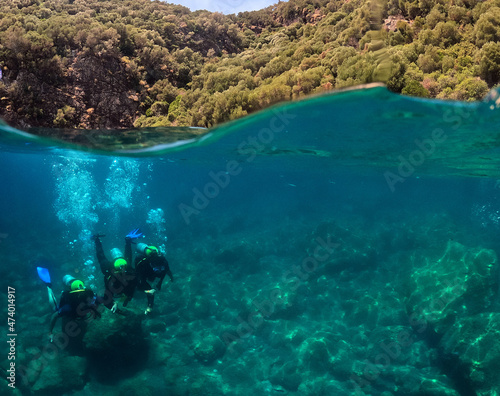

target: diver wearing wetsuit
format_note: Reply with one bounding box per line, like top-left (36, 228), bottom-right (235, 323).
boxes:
top-left (92, 234), bottom-right (138, 312)
top-left (49, 276), bottom-right (101, 342)
top-left (135, 243), bottom-right (174, 314)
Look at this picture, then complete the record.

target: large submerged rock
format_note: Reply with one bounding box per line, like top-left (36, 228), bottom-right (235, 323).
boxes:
top-left (82, 308), bottom-right (148, 381)
top-left (30, 354), bottom-right (87, 395)
top-left (440, 313), bottom-right (500, 394)
top-left (404, 240), bottom-right (497, 334)
top-left (403, 240), bottom-right (499, 393)
top-left (192, 333), bottom-right (226, 364)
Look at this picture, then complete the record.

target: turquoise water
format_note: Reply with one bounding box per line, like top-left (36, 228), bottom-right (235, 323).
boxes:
top-left (2, 84), bottom-right (500, 395)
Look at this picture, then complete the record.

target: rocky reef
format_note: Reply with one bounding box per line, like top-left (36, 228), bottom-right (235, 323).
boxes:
top-left (10, 212), bottom-right (500, 395)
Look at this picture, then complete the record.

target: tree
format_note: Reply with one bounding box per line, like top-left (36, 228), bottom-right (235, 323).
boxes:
top-left (386, 51), bottom-right (409, 93)
top-left (401, 80), bottom-right (430, 97)
top-left (417, 46), bottom-right (441, 73)
top-left (451, 77), bottom-right (488, 101)
top-left (433, 21), bottom-right (460, 48)
top-left (479, 41), bottom-right (500, 86)
top-left (321, 46), bottom-right (357, 77)
top-left (474, 6), bottom-right (500, 47)
top-left (336, 53), bottom-right (377, 87)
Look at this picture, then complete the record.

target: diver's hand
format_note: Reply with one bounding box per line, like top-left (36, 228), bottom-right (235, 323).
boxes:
top-left (48, 332), bottom-right (54, 343)
top-left (111, 302), bottom-right (118, 313)
top-left (91, 233), bottom-right (105, 241)
top-left (126, 228), bottom-right (143, 240)
top-left (144, 307), bottom-right (152, 315)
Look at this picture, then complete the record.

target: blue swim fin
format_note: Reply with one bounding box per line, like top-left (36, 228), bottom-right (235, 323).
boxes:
top-left (37, 267), bottom-right (51, 284)
top-left (36, 267), bottom-right (58, 311)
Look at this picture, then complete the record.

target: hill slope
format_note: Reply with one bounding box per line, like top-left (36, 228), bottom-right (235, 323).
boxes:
top-left (0, 0), bottom-right (498, 129)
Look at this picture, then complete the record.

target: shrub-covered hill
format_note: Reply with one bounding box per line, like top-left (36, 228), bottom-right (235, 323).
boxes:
top-left (0, 0), bottom-right (499, 129)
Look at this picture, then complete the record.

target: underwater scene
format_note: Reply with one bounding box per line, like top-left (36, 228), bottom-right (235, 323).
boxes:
top-left (3, 84), bottom-right (500, 396)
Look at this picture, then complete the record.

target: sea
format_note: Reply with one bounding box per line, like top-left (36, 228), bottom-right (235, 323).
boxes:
top-left (1, 83), bottom-right (500, 395)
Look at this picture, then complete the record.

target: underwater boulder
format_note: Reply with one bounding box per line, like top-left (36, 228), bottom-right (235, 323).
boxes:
top-left (404, 240), bottom-right (496, 334)
top-left (143, 318), bottom-right (166, 334)
top-left (440, 312), bottom-right (500, 394)
top-left (31, 354), bottom-right (86, 394)
top-left (268, 321), bottom-right (309, 349)
top-left (416, 378), bottom-right (461, 396)
top-left (297, 336), bottom-right (335, 373)
top-left (269, 359), bottom-right (302, 391)
top-left (192, 333), bottom-right (226, 364)
top-left (189, 373), bottom-right (226, 395)
top-left (82, 308), bottom-right (148, 381)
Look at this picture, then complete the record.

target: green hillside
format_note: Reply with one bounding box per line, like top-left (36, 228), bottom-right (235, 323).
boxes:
top-left (0, 0), bottom-right (498, 129)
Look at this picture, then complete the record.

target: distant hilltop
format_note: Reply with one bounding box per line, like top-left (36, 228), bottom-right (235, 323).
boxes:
top-left (0, 0), bottom-right (497, 130)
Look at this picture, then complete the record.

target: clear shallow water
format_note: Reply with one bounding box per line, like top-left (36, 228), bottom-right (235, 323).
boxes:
top-left (2, 85), bottom-right (500, 395)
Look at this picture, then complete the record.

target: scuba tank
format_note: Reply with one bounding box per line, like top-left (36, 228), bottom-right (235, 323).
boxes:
top-left (110, 248), bottom-right (127, 270)
top-left (110, 248), bottom-right (124, 261)
top-left (63, 275), bottom-right (76, 287)
top-left (136, 243), bottom-right (148, 255)
top-left (136, 243), bottom-right (159, 256)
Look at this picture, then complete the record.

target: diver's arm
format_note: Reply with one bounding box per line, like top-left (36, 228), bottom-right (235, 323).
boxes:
top-left (164, 258), bottom-right (174, 283)
top-left (94, 237), bottom-right (111, 274)
top-left (135, 257), bottom-right (146, 278)
top-left (124, 237), bottom-right (133, 268)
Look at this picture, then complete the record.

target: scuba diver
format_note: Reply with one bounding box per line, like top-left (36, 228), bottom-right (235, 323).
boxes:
top-left (48, 275), bottom-right (101, 344)
top-left (91, 229), bottom-right (142, 312)
top-left (134, 242), bottom-right (174, 315)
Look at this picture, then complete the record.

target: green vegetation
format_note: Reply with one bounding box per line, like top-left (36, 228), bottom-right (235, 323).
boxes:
top-left (0, 0), bottom-right (498, 129)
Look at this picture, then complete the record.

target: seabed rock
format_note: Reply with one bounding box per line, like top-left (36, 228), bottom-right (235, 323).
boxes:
top-left (190, 373), bottom-right (226, 395)
top-left (405, 240), bottom-right (497, 334)
top-left (441, 312), bottom-right (500, 394)
top-left (269, 359), bottom-right (302, 392)
top-left (297, 336), bottom-right (336, 373)
top-left (192, 333), bottom-right (226, 364)
top-left (30, 354), bottom-right (87, 395)
top-left (82, 308), bottom-right (148, 382)
top-left (403, 240), bottom-right (498, 393)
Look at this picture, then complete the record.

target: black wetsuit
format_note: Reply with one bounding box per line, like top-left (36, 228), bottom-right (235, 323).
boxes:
top-left (50, 286), bottom-right (102, 352)
top-left (135, 253), bottom-right (173, 309)
top-left (94, 237), bottom-right (137, 309)
top-left (57, 288), bottom-right (100, 320)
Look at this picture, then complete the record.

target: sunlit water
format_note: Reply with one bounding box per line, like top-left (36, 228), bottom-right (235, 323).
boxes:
top-left (2, 84), bottom-right (500, 395)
